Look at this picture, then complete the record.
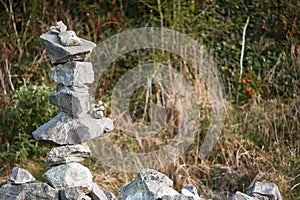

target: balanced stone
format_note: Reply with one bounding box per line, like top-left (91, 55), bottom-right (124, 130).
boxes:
top-left (49, 85), bottom-right (90, 118)
top-left (10, 167), bottom-right (35, 184)
top-left (32, 112), bottom-right (114, 145)
top-left (44, 162), bottom-right (93, 190)
top-left (59, 30), bottom-right (82, 46)
top-left (119, 168), bottom-right (179, 200)
top-left (49, 61), bottom-right (94, 86)
top-left (40, 32), bottom-right (96, 64)
top-left (45, 143), bottom-right (92, 166)
top-left (0, 181), bottom-right (58, 200)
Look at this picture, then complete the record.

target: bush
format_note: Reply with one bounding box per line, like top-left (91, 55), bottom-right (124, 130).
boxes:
top-left (0, 84), bottom-right (58, 164)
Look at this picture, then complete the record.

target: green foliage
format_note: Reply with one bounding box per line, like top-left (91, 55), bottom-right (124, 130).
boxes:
top-left (0, 84), bottom-right (58, 164)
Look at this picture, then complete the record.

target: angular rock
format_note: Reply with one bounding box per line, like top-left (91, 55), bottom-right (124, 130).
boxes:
top-left (32, 112), bottom-right (114, 145)
top-left (45, 143), bottom-right (92, 166)
top-left (49, 61), bottom-right (94, 86)
top-left (60, 187), bottom-right (91, 200)
top-left (230, 191), bottom-right (254, 200)
top-left (43, 162), bottom-right (93, 190)
top-left (49, 85), bottom-right (90, 118)
top-left (181, 184), bottom-right (202, 200)
top-left (103, 191), bottom-right (117, 200)
top-left (89, 182), bottom-right (108, 200)
top-left (10, 167), bottom-right (35, 184)
top-left (40, 32), bottom-right (96, 64)
top-left (247, 181), bottom-right (282, 200)
top-left (0, 181), bottom-right (58, 200)
top-left (119, 169), bottom-right (179, 200)
top-left (59, 30), bottom-right (82, 46)
top-left (160, 194), bottom-right (195, 200)
top-left (57, 20), bottom-right (67, 32)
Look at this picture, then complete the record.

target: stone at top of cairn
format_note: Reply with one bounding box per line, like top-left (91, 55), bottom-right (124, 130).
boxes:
top-left (40, 20), bottom-right (96, 64)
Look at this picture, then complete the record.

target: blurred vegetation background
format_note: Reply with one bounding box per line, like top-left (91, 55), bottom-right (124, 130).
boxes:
top-left (0, 0), bottom-right (299, 199)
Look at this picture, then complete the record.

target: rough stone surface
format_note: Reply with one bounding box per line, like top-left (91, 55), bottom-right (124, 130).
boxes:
top-left (89, 182), bottom-right (108, 200)
top-left (103, 190), bottom-right (117, 200)
top-left (10, 167), bottom-right (35, 184)
top-left (59, 30), bottom-right (82, 46)
top-left (32, 112), bottom-right (114, 145)
top-left (230, 191), bottom-right (254, 200)
top-left (60, 187), bottom-right (91, 200)
top-left (247, 181), bottom-right (282, 200)
top-left (40, 32), bottom-right (96, 64)
top-left (45, 143), bottom-right (92, 166)
top-left (119, 169), bottom-right (179, 200)
top-left (181, 184), bottom-right (202, 200)
top-left (43, 162), bottom-right (93, 190)
top-left (49, 61), bottom-right (94, 86)
top-left (0, 181), bottom-right (58, 200)
top-left (49, 85), bottom-right (90, 118)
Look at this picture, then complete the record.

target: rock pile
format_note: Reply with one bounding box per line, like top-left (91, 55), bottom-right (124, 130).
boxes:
top-left (0, 21), bottom-right (283, 200)
top-left (0, 21), bottom-right (115, 200)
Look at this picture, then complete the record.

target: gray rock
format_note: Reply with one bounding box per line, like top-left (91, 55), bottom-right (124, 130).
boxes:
top-left (32, 112), bottom-right (114, 145)
top-left (49, 85), bottom-right (90, 118)
top-left (89, 182), bottom-right (108, 200)
top-left (230, 191), bottom-right (254, 200)
top-left (40, 32), bottom-right (96, 64)
top-left (181, 184), bottom-right (202, 200)
top-left (57, 20), bottom-right (67, 32)
top-left (103, 191), bottom-right (117, 200)
top-left (119, 169), bottom-right (179, 200)
top-left (0, 181), bottom-right (58, 200)
top-left (10, 167), bottom-right (35, 184)
top-left (160, 194), bottom-right (195, 200)
top-left (49, 61), bottom-right (94, 86)
top-left (59, 30), bottom-right (82, 46)
top-left (60, 187), bottom-right (91, 200)
top-left (247, 181), bottom-right (282, 200)
top-left (45, 143), bottom-right (92, 166)
top-left (44, 162), bottom-right (93, 190)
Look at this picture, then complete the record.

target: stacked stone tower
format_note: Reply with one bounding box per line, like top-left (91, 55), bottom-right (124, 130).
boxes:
top-left (31, 21), bottom-right (114, 199)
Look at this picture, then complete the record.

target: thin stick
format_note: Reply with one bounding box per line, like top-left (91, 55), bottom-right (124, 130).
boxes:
top-left (239, 17), bottom-right (250, 82)
top-left (5, 59), bottom-right (15, 92)
top-left (0, 68), bottom-right (7, 95)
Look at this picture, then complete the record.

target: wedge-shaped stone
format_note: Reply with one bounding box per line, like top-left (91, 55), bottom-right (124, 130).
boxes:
top-left (247, 181), bottom-right (282, 200)
top-left (32, 112), bottom-right (114, 145)
top-left (49, 61), bottom-right (94, 86)
top-left (44, 163), bottom-right (93, 190)
top-left (45, 143), bottom-right (92, 166)
top-left (119, 168), bottom-right (179, 200)
top-left (49, 85), bottom-right (89, 118)
top-left (10, 167), bottom-right (35, 184)
top-left (40, 32), bottom-right (96, 64)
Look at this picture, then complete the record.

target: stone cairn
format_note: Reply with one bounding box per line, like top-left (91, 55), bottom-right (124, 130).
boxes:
top-left (0, 21), bottom-right (283, 200)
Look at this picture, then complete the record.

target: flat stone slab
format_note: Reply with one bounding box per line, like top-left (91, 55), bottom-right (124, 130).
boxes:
top-left (43, 162), bottom-right (93, 190)
top-left (119, 168), bottom-right (179, 200)
top-left (49, 85), bottom-right (90, 118)
top-left (40, 32), bottom-right (96, 64)
top-left (45, 143), bottom-right (92, 166)
top-left (10, 167), bottom-right (35, 184)
top-left (32, 112), bottom-right (114, 145)
top-left (49, 61), bottom-right (94, 86)
top-left (0, 181), bottom-right (58, 200)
